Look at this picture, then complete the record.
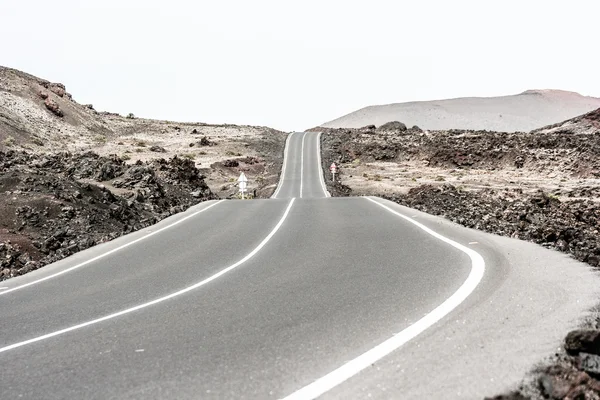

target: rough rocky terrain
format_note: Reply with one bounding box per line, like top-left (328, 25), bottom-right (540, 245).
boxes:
top-left (0, 65), bottom-right (287, 281)
top-left (0, 150), bottom-right (216, 280)
top-left (319, 110), bottom-right (600, 399)
top-left (319, 109), bottom-right (600, 201)
top-left (320, 90), bottom-right (600, 132)
top-left (0, 66), bottom-right (287, 199)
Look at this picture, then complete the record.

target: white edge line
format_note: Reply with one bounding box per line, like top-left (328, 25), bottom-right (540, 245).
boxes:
top-left (280, 196), bottom-right (485, 400)
top-left (300, 133), bottom-right (306, 199)
top-left (0, 198), bottom-right (296, 354)
top-left (316, 132), bottom-right (331, 198)
top-left (272, 132), bottom-right (295, 199)
top-left (0, 200), bottom-right (225, 297)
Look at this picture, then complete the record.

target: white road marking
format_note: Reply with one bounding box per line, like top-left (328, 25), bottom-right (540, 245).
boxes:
top-left (0, 198), bottom-right (295, 354)
top-left (0, 200), bottom-right (225, 297)
top-left (316, 132), bottom-right (331, 198)
top-left (272, 132), bottom-right (295, 199)
top-left (281, 197), bottom-right (485, 400)
top-left (300, 133), bottom-right (306, 198)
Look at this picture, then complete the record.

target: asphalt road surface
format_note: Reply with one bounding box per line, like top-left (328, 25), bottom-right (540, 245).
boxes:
top-left (1, 132), bottom-right (598, 399)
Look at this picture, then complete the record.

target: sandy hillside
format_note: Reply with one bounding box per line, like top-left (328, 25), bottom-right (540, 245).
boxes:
top-left (0, 66), bottom-right (286, 198)
top-left (320, 90), bottom-right (600, 132)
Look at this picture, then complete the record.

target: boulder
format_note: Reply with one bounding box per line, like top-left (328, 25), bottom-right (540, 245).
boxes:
top-left (565, 330), bottom-right (600, 355)
top-left (223, 159), bottom-right (239, 168)
top-left (199, 136), bottom-right (213, 146)
top-left (44, 98), bottom-right (63, 117)
top-left (49, 83), bottom-right (66, 97)
top-left (378, 121), bottom-right (407, 132)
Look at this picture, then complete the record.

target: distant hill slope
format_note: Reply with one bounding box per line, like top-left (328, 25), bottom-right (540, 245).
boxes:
top-left (0, 65), bottom-right (280, 150)
top-left (0, 65), bottom-right (286, 198)
top-left (320, 90), bottom-right (600, 132)
top-left (532, 107), bottom-right (600, 135)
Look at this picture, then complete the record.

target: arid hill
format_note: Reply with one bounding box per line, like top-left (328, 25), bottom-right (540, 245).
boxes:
top-left (0, 65), bottom-right (286, 198)
top-left (0, 65), bottom-right (286, 281)
top-left (320, 90), bottom-right (600, 132)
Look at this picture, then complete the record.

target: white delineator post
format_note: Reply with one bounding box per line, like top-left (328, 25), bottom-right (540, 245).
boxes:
top-left (238, 172), bottom-right (248, 199)
top-left (329, 163), bottom-right (337, 182)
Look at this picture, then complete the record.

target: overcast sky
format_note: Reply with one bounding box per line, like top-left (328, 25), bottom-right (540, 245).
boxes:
top-left (1, 0), bottom-right (598, 131)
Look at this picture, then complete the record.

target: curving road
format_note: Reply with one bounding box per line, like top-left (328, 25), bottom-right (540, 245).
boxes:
top-left (1, 132), bottom-right (598, 399)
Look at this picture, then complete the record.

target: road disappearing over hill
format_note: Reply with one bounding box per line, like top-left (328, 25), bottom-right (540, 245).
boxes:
top-left (1, 132), bottom-right (597, 399)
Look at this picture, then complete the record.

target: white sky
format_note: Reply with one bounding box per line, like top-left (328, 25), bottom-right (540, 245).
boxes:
top-left (1, 0), bottom-right (599, 131)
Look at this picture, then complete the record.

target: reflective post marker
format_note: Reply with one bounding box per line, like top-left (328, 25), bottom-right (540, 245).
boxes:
top-left (238, 172), bottom-right (248, 199)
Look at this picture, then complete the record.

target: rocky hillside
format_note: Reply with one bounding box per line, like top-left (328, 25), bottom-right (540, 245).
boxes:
top-left (0, 65), bottom-right (287, 198)
top-left (320, 90), bottom-right (600, 132)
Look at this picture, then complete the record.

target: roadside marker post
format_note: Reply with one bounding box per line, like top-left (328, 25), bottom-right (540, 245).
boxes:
top-left (329, 163), bottom-right (337, 182)
top-left (238, 172), bottom-right (248, 199)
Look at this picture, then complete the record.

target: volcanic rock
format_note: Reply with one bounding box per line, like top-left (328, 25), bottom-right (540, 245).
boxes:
top-left (44, 98), bottom-right (63, 117)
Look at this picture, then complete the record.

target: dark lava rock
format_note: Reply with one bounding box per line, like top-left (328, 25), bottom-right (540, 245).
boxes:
top-left (538, 364), bottom-right (600, 400)
top-left (223, 159), bottom-right (239, 168)
top-left (565, 330), bottom-right (600, 355)
top-left (149, 145), bottom-right (167, 153)
top-left (484, 393), bottom-right (529, 400)
top-left (199, 136), bottom-right (213, 146)
top-left (0, 149), bottom-right (217, 281)
top-left (378, 121), bottom-right (407, 131)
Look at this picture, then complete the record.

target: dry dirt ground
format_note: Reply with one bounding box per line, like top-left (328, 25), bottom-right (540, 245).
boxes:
top-left (0, 66), bottom-right (287, 199)
top-left (318, 111), bottom-right (600, 399)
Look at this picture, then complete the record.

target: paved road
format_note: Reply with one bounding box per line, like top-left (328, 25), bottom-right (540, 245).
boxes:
top-left (1, 132), bottom-right (598, 399)
top-left (272, 132), bottom-right (329, 199)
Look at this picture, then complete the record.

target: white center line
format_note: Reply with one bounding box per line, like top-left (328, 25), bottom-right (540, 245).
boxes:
top-left (280, 197), bottom-right (485, 400)
top-left (300, 133), bottom-right (306, 198)
top-left (0, 200), bottom-right (225, 297)
top-left (0, 198), bottom-right (296, 354)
